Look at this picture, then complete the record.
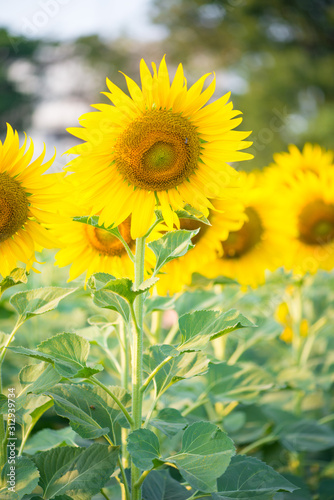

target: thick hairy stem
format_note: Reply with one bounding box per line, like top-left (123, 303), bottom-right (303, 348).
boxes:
top-left (131, 236), bottom-right (146, 500)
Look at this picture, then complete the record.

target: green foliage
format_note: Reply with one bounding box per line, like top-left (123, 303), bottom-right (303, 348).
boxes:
top-left (150, 408), bottom-right (188, 437)
top-left (143, 345), bottom-right (208, 396)
top-left (127, 428), bottom-right (162, 470)
top-left (177, 309), bottom-right (255, 352)
top-left (213, 455), bottom-right (297, 499)
top-left (8, 332), bottom-right (102, 378)
top-left (0, 268), bottom-right (28, 297)
top-left (31, 443), bottom-right (119, 499)
top-left (10, 287), bottom-right (76, 321)
top-left (0, 456), bottom-right (39, 500)
top-left (167, 421), bottom-right (235, 493)
top-left (148, 229), bottom-right (199, 274)
top-left (141, 469), bottom-right (192, 500)
top-left (24, 427), bottom-right (78, 455)
top-left (279, 419), bottom-right (334, 452)
top-left (47, 383), bottom-right (131, 441)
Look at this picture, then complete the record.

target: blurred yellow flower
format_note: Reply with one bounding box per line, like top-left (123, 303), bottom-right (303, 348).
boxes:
top-left (268, 143), bottom-right (333, 182)
top-left (52, 216), bottom-right (160, 282)
top-left (280, 326), bottom-right (294, 343)
top-left (201, 172), bottom-right (293, 288)
top-left (299, 319), bottom-right (309, 337)
top-left (279, 168), bottom-right (334, 275)
top-left (0, 124), bottom-right (63, 278)
top-left (157, 189), bottom-right (246, 295)
top-left (66, 56), bottom-right (252, 239)
top-left (275, 302), bottom-right (290, 325)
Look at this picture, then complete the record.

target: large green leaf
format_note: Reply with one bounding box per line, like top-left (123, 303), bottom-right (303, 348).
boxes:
top-left (143, 345), bottom-right (208, 396)
top-left (141, 469), bottom-right (193, 500)
top-left (0, 268), bottom-right (28, 297)
top-left (178, 309), bottom-right (255, 352)
top-left (127, 428), bottom-right (162, 470)
top-left (279, 420), bottom-right (334, 452)
top-left (47, 383), bottom-right (131, 441)
top-left (10, 287), bottom-right (76, 320)
top-left (150, 408), bottom-right (188, 437)
top-left (0, 456), bottom-right (39, 500)
top-left (167, 421), bottom-right (235, 493)
top-left (19, 362), bottom-right (62, 395)
top-left (148, 229), bottom-right (199, 274)
top-left (93, 287), bottom-right (130, 322)
top-left (31, 443), bottom-right (119, 499)
top-left (87, 272), bottom-right (115, 291)
top-left (206, 362), bottom-right (273, 404)
top-left (212, 455), bottom-right (297, 499)
top-left (8, 332), bottom-right (102, 378)
top-left (145, 296), bottom-right (176, 314)
top-left (24, 427), bottom-right (78, 455)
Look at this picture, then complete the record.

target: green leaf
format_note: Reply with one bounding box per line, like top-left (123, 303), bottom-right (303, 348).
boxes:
top-left (19, 362), bottom-right (62, 395)
top-left (177, 204), bottom-right (210, 224)
top-left (31, 443), bottom-right (119, 500)
top-left (141, 469), bottom-right (193, 500)
top-left (148, 229), bottom-right (199, 274)
top-left (207, 362), bottom-right (273, 404)
top-left (167, 421), bottom-right (235, 493)
top-left (93, 288), bottom-right (130, 322)
top-left (47, 383), bottom-right (131, 441)
top-left (87, 272), bottom-right (116, 291)
top-left (0, 456), bottom-right (39, 500)
top-left (127, 428), bottom-right (162, 470)
top-left (0, 268), bottom-right (28, 297)
top-left (174, 290), bottom-right (221, 316)
top-left (73, 215), bottom-right (120, 236)
top-left (279, 420), bottom-right (334, 452)
top-left (213, 455), bottom-right (298, 499)
top-left (150, 408), bottom-right (188, 437)
top-left (0, 394), bottom-right (7, 414)
top-left (24, 427), bottom-right (78, 455)
top-left (145, 296), bottom-right (175, 314)
top-left (9, 332), bottom-right (102, 378)
top-left (191, 273), bottom-right (239, 287)
top-left (178, 309), bottom-right (255, 352)
top-left (10, 287), bottom-right (76, 321)
top-left (143, 346), bottom-right (208, 396)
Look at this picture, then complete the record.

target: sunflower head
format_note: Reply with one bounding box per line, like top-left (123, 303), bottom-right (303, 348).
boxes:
top-left (67, 56), bottom-right (253, 239)
top-left (0, 124), bottom-right (64, 277)
top-left (0, 172), bottom-right (29, 243)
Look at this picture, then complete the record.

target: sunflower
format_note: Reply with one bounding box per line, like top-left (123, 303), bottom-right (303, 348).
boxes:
top-left (53, 215), bottom-right (160, 282)
top-left (156, 187), bottom-right (246, 295)
top-left (66, 56), bottom-right (253, 239)
top-left (201, 172), bottom-right (292, 288)
top-left (279, 168), bottom-right (334, 275)
top-left (0, 124), bottom-right (64, 278)
top-left (267, 143), bottom-right (333, 184)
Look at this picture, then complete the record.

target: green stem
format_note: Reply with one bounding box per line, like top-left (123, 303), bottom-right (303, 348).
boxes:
top-left (0, 317), bottom-right (23, 467)
top-left (18, 399), bottom-right (53, 456)
top-left (120, 321), bottom-right (130, 475)
top-left (90, 377), bottom-right (134, 427)
top-left (131, 235), bottom-right (146, 500)
top-left (239, 434), bottom-right (278, 454)
top-left (134, 469), bottom-right (152, 489)
top-left (140, 355), bottom-right (173, 393)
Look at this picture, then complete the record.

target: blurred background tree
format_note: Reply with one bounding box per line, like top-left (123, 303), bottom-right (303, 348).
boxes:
top-left (151, 0), bottom-right (334, 168)
top-left (0, 0), bottom-right (333, 169)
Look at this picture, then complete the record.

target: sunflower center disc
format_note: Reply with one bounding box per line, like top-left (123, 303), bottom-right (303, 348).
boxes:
top-left (222, 207), bottom-right (263, 259)
top-left (85, 217), bottom-right (134, 256)
top-left (0, 172), bottom-right (29, 244)
top-left (113, 109), bottom-right (201, 191)
top-left (298, 199), bottom-right (334, 245)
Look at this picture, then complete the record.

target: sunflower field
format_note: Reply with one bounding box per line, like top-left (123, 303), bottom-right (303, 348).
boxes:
top-left (0, 2), bottom-right (334, 500)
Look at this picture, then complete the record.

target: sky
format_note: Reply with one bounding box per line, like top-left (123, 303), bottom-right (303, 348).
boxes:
top-left (1, 0), bottom-right (165, 41)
